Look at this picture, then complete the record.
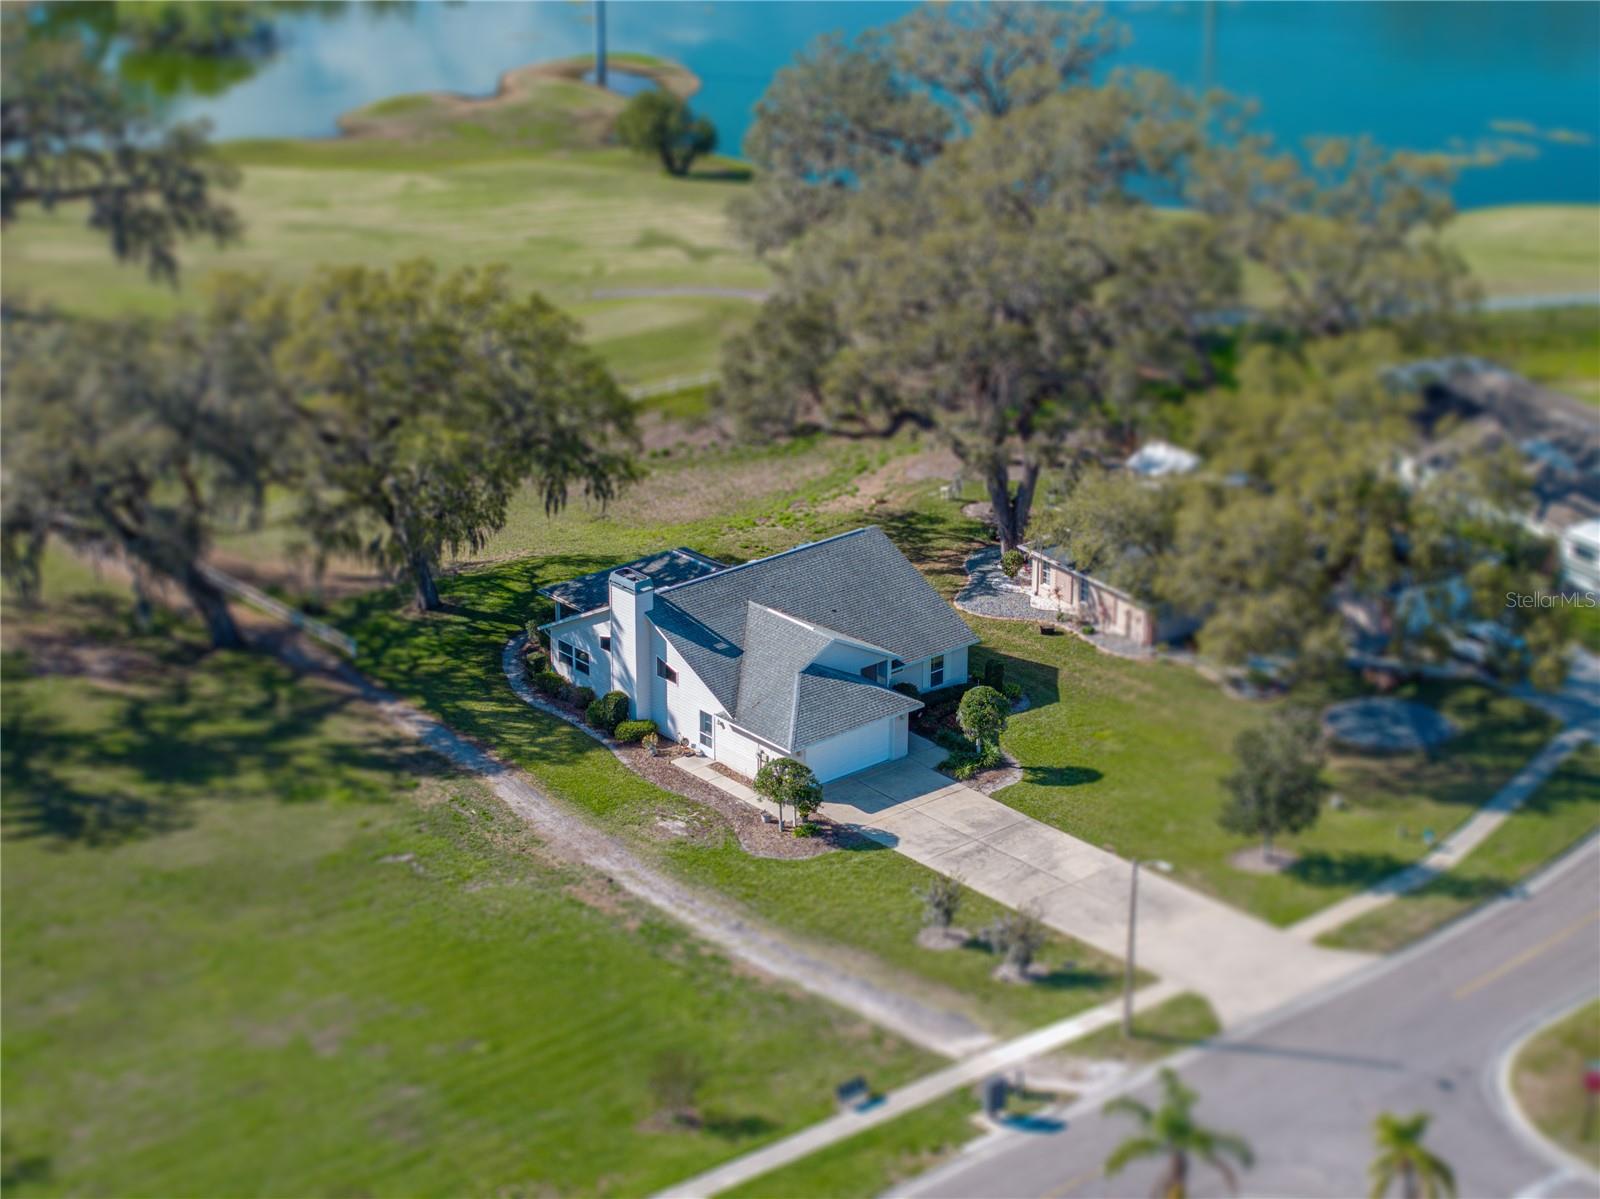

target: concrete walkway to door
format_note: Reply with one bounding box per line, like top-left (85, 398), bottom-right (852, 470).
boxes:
top-left (821, 737), bottom-right (1371, 1026)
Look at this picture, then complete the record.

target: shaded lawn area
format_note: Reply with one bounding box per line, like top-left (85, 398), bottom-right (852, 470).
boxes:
top-left (973, 619), bottom-right (1562, 926)
top-left (332, 486), bottom-right (1129, 1036)
top-left (1319, 744), bottom-right (1600, 953)
top-left (1, 595), bottom-right (934, 1198)
top-left (1512, 998), bottom-right (1600, 1170)
top-left (720, 1091), bottom-right (983, 1199)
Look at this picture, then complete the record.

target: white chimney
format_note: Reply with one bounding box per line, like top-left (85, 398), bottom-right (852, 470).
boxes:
top-left (608, 568), bottom-right (654, 721)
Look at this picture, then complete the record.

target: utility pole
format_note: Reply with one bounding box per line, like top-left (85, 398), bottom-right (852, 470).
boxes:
top-left (594, 0), bottom-right (607, 89)
top-left (1123, 858), bottom-right (1172, 1036)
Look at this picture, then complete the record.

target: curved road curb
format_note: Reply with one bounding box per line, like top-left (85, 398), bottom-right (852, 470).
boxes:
top-left (1493, 993), bottom-right (1600, 1184)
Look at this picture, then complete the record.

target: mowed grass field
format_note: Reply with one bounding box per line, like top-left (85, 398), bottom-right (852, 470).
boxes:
top-left (2, 50), bottom-right (1596, 387)
top-left (0, 135), bottom-right (767, 385)
top-left (0, 563), bottom-right (936, 1197)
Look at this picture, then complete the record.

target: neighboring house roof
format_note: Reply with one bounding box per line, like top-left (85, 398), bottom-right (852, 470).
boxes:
top-left (1401, 363), bottom-right (1600, 536)
top-left (1125, 440), bottom-right (1200, 478)
top-left (537, 547), bottom-right (724, 615)
top-left (1024, 543), bottom-right (1149, 608)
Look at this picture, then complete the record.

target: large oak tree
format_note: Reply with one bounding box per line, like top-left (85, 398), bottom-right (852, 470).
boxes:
top-left (1, 304), bottom-right (285, 647)
top-left (270, 261), bottom-right (639, 611)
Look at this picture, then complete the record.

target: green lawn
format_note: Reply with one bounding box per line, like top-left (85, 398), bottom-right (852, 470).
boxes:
top-left (331, 536), bottom-right (1133, 1038)
top-left (1318, 744), bottom-right (1600, 952)
top-left (1, 579), bottom-right (937, 1197)
top-left (974, 621), bottom-right (1561, 926)
top-left (1060, 993), bottom-right (1222, 1066)
top-left (1511, 999), bottom-right (1600, 1170)
top-left (721, 1092), bottom-right (983, 1199)
top-left (3, 55), bottom-right (1596, 392)
top-left (0, 133), bottom-right (767, 386)
top-left (1468, 306), bottom-right (1600, 404)
top-left (1440, 205), bottom-right (1600, 299)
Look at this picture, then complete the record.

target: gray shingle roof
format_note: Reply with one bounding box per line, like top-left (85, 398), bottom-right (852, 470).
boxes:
top-left (729, 605), bottom-right (833, 748)
top-left (792, 664), bottom-right (922, 748)
top-left (651, 527), bottom-right (966, 749)
top-left (657, 526), bottom-right (976, 666)
top-left (538, 547), bottom-right (724, 615)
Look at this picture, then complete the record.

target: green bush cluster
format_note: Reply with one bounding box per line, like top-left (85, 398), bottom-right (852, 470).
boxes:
top-left (613, 719), bottom-right (659, 743)
top-left (530, 670), bottom-right (567, 698)
top-left (999, 549), bottom-right (1027, 578)
top-left (586, 690), bottom-right (631, 733)
top-left (982, 659), bottom-right (1006, 690)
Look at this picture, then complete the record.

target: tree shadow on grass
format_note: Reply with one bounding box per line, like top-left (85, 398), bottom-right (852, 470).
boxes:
top-left (1285, 850), bottom-right (1513, 900)
top-left (1019, 765), bottom-right (1102, 789)
top-left (2, 650), bottom-right (451, 848)
top-left (971, 648), bottom-right (1061, 710)
top-left (700, 1112), bottom-right (779, 1141)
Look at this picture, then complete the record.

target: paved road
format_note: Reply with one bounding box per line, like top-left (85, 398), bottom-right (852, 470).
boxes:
top-left (823, 740), bottom-right (1368, 1026)
top-left (898, 840), bottom-right (1600, 1199)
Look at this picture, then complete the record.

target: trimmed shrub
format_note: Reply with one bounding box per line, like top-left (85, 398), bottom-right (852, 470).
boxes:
top-left (1002, 681), bottom-right (1023, 703)
top-left (586, 690), bottom-right (631, 732)
top-left (755, 757), bottom-right (823, 824)
top-left (531, 670), bottom-right (567, 698)
top-left (958, 685), bottom-right (1009, 750)
top-left (892, 681), bottom-right (920, 698)
top-left (571, 685), bottom-right (597, 711)
top-left (525, 649), bottom-right (550, 674)
top-left (614, 719), bottom-right (659, 743)
top-left (1000, 549), bottom-right (1027, 578)
top-left (982, 659), bottom-right (1006, 691)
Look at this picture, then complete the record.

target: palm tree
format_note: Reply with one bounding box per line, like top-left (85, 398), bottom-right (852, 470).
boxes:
top-left (1369, 1111), bottom-right (1456, 1199)
top-left (1104, 1068), bottom-right (1254, 1198)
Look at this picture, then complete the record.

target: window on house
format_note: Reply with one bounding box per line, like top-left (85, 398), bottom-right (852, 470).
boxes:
top-left (929, 654), bottom-right (945, 688)
top-left (656, 657), bottom-right (678, 684)
top-left (699, 711), bottom-right (714, 748)
top-left (600, 635), bottom-right (612, 651)
top-left (1040, 561), bottom-right (1052, 584)
top-left (891, 658), bottom-right (905, 673)
top-left (559, 641), bottom-right (590, 676)
top-left (860, 661), bottom-right (887, 684)
top-left (1575, 543), bottom-right (1598, 564)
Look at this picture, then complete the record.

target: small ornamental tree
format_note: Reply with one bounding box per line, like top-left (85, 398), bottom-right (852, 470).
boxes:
top-left (1000, 549), bottom-right (1027, 578)
top-left (615, 91), bottom-right (717, 177)
top-left (984, 908), bottom-right (1047, 978)
top-left (754, 756), bottom-right (822, 828)
top-left (957, 686), bottom-right (1009, 752)
top-left (1218, 707), bottom-right (1328, 860)
top-left (918, 875), bottom-right (962, 930)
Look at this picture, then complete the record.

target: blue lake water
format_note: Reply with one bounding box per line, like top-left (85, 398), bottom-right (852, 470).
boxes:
top-left (172, 1), bottom-right (1600, 208)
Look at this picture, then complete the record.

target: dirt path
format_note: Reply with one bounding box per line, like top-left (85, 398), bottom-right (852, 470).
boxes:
top-left (261, 629), bottom-right (996, 1059)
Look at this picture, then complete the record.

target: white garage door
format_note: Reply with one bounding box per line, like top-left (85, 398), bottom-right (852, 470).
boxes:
top-left (802, 718), bottom-right (897, 783)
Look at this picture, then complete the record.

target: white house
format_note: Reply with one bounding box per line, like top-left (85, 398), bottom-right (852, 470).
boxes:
top-left (538, 527), bottom-right (977, 783)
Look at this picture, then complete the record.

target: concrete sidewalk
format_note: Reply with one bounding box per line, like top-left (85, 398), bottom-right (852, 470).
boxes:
top-left (651, 981), bottom-right (1183, 1199)
top-left (821, 739), bottom-right (1368, 1026)
top-left (1288, 723), bottom-right (1595, 942)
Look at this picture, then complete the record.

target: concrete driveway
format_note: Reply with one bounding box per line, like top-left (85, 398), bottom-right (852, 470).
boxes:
top-left (821, 737), bottom-right (1369, 1025)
